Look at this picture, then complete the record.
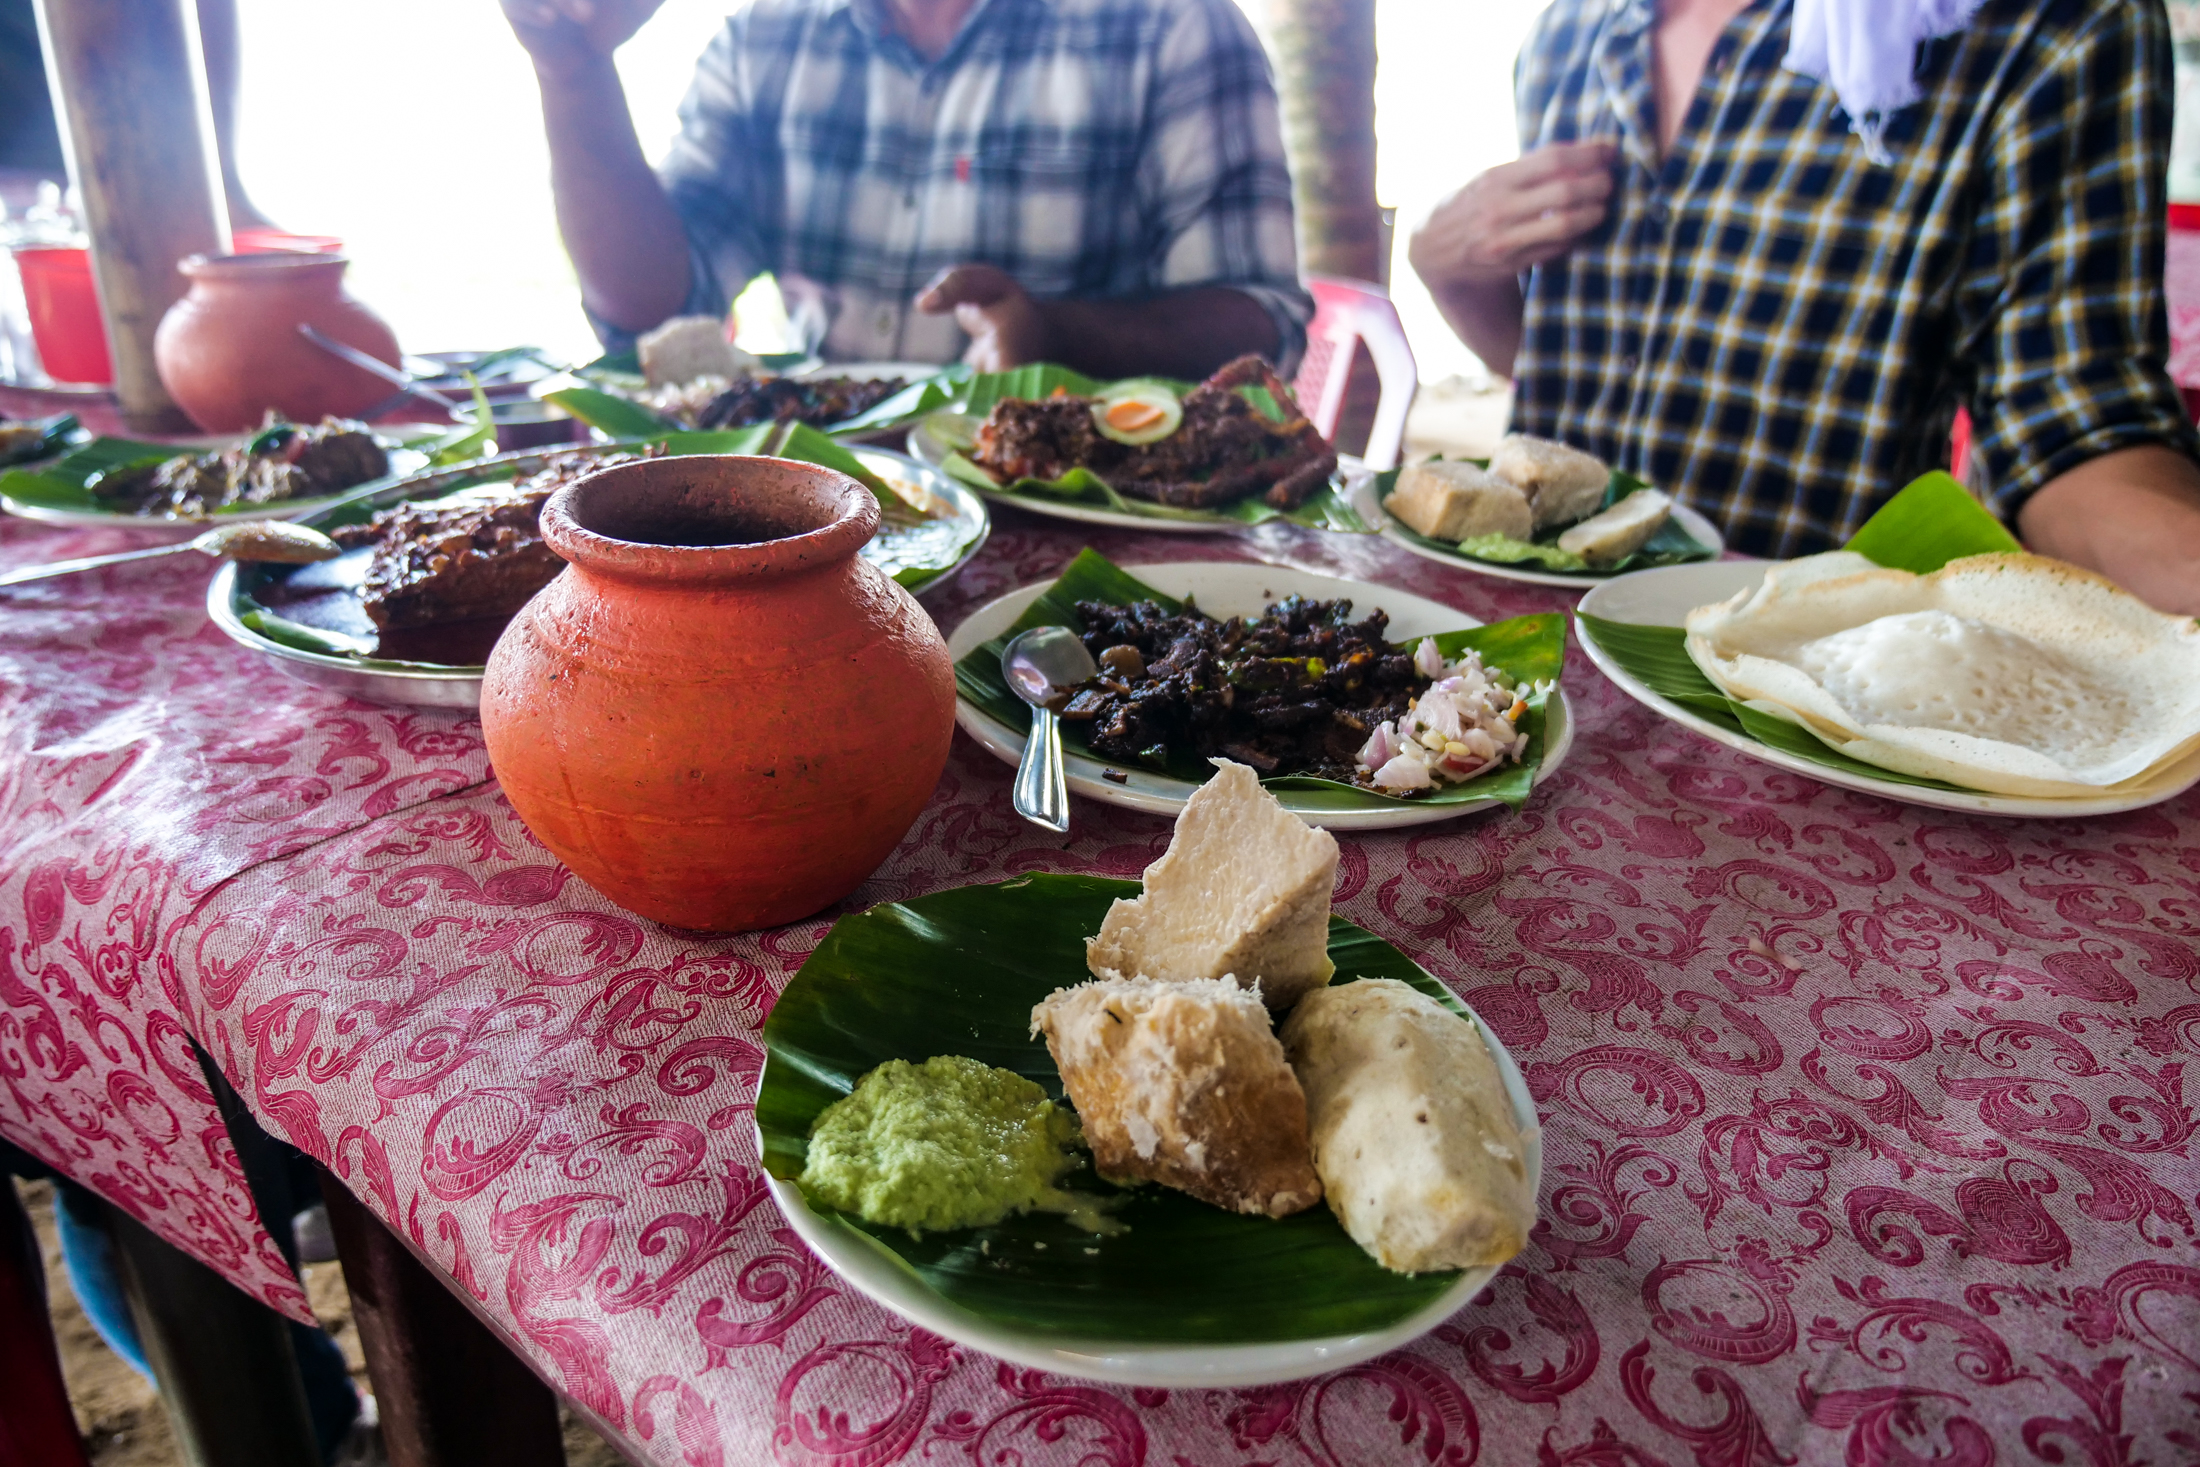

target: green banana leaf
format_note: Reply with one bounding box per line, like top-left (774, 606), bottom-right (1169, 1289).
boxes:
top-left (556, 363), bottom-right (950, 440)
top-left (0, 413), bottom-right (82, 467)
top-left (1572, 471), bottom-right (2021, 793)
top-left (541, 384), bottom-right (680, 439)
top-left (757, 873), bottom-right (1485, 1343)
top-left (953, 548), bottom-right (1564, 811)
top-left (941, 449), bottom-right (1371, 534)
top-left (1371, 461), bottom-right (1715, 575)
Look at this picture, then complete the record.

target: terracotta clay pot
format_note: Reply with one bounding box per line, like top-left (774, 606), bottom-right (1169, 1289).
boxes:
top-left (481, 455), bottom-right (956, 932)
top-left (152, 253), bottom-right (400, 432)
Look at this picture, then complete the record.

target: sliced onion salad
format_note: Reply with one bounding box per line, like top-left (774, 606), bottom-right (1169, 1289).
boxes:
top-left (1356, 640), bottom-right (1544, 794)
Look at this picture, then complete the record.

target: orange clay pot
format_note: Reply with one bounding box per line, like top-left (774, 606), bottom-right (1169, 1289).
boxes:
top-left (481, 455), bottom-right (955, 932)
top-left (152, 253), bottom-right (401, 432)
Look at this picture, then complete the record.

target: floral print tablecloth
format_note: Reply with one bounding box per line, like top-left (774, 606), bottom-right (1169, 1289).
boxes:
top-left (4, 508), bottom-right (2199, 1466)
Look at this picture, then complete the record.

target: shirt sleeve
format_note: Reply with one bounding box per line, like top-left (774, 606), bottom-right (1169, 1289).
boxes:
top-left (1137, 0), bottom-right (1312, 365)
top-left (588, 18), bottom-right (771, 353)
top-left (1960, 0), bottom-right (2200, 520)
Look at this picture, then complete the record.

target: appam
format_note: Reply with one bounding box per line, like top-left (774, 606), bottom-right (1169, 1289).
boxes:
top-left (1684, 552), bottom-right (2200, 797)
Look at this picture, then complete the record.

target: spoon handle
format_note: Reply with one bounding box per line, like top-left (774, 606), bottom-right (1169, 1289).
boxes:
top-left (1012, 705), bottom-right (1072, 833)
top-left (0, 541), bottom-right (194, 588)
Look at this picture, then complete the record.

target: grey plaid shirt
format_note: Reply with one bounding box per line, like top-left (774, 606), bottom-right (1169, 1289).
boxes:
top-left (1511, 0), bottom-right (2200, 559)
top-left (640, 0), bottom-right (1309, 365)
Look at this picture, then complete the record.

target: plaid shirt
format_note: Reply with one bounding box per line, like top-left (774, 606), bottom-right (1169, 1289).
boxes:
top-left (644, 0), bottom-right (1309, 365)
top-left (1511, 0), bottom-right (2200, 558)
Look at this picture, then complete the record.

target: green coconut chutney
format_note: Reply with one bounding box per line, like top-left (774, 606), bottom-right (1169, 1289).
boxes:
top-left (800, 1055), bottom-right (1084, 1235)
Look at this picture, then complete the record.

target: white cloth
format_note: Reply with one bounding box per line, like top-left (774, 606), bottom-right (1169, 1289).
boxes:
top-left (1782, 0), bottom-right (1986, 162)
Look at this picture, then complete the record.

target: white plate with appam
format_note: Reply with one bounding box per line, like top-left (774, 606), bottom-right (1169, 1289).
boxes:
top-left (1577, 558), bottom-right (2200, 817)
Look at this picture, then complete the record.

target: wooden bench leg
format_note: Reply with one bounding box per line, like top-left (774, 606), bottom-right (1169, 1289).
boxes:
top-left (317, 1173), bottom-right (565, 1467)
top-left (103, 1200), bottom-right (321, 1467)
top-left (0, 1180), bottom-right (92, 1467)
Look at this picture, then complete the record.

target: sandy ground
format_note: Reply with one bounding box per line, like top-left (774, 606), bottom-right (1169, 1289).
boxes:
top-left (17, 1180), bottom-right (628, 1467)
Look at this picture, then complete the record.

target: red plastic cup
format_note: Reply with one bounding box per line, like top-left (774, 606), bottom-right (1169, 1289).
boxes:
top-left (14, 246), bottom-right (112, 385)
top-left (231, 228), bottom-right (344, 255)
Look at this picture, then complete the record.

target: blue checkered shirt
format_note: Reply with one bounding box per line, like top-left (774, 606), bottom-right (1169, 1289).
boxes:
top-left (642, 0), bottom-right (1310, 366)
top-left (1510, 0), bottom-right (2200, 559)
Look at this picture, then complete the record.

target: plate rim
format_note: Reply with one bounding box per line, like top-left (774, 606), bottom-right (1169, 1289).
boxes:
top-left (1572, 562), bottom-right (2200, 818)
top-left (755, 939), bottom-right (1543, 1388)
top-left (1351, 471), bottom-right (1727, 588)
top-left (946, 560), bottom-right (1574, 830)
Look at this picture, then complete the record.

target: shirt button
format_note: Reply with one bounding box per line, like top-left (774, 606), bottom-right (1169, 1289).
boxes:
top-left (877, 308), bottom-right (895, 336)
top-left (1620, 353), bottom-right (1640, 372)
top-left (1650, 201), bottom-right (1671, 225)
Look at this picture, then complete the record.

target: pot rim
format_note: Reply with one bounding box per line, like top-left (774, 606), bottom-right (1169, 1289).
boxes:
top-left (178, 252), bottom-right (352, 280)
top-left (541, 454), bottom-right (883, 587)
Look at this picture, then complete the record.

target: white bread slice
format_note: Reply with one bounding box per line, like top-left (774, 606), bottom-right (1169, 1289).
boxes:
top-left (1086, 759), bottom-right (1338, 1009)
top-left (1387, 461), bottom-right (1533, 542)
top-left (1281, 979), bottom-right (1535, 1273)
top-left (1032, 976), bottom-right (1321, 1217)
top-left (1556, 487), bottom-right (1672, 567)
top-left (1488, 433), bottom-right (1610, 530)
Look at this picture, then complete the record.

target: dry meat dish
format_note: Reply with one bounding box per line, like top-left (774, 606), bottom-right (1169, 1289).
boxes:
top-left (650, 373), bottom-right (906, 431)
top-left (0, 415), bottom-right (51, 464)
top-left (1057, 595), bottom-right (1423, 780)
top-left (969, 356), bottom-right (1337, 510)
top-left (333, 449), bottom-right (644, 631)
top-left (90, 416), bottom-right (387, 517)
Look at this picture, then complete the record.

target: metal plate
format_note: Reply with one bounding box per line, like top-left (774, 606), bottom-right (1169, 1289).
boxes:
top-left (210, 443), bottom-right (989, 708)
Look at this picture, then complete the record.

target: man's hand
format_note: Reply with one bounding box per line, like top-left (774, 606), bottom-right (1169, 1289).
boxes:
top-left (916, 265), bottom-right (1052, 371)
top-left (499, 0), bottom-right (664, 79)
top-left (1408, 140), bottom-right (1619, 289)
top-left (1408, 140), bottom-right (1617, 378)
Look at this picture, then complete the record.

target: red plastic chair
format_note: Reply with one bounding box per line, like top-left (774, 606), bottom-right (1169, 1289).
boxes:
top-left (1292, 275), bottom-right (1418, 471)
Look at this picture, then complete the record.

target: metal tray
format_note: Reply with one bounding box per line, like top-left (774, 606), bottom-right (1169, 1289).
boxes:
top-left (209, 442), bottom-right (989, 708)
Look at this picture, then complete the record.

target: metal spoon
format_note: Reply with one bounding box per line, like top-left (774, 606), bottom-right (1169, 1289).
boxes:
top-left (1001, 625), bottom-right (1098, 833)
top-left (0, 519), bottom-right (342, 588)
top-left (297, 324), bottom-right (464, 416)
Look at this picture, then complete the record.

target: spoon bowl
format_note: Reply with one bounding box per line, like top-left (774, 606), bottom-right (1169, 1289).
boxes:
top-left (1001, 626), bottom-right (1098, 832)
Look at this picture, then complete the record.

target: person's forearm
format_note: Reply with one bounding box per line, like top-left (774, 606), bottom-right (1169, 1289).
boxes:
top-left (1424, 277), bottom-right (1524, 381)
top-left (534, 55), bottom-right (693, 334)
top-left (2017, 444), bottom-right (2200, 616)
top-left (1032, 288), bottom-right (1279, 380)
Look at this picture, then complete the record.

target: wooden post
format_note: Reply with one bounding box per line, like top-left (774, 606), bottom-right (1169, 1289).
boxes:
top-left (317, 1172), bottom-right (567, 1467)
top-left (0, 1181), bottom-right (93, 1467)
top-left (31, 0), bottom-right (230, 432)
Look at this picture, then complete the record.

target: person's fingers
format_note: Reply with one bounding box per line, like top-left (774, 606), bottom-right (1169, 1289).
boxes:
top-left (917, 263), bottom-right (1017, 313)
top-left (1488, 201), bottom-right (1609, 261)
top-left (1498, 170), bottom-right (1612, 228)
top-left (1508, 138), bottom-right (1619, 182)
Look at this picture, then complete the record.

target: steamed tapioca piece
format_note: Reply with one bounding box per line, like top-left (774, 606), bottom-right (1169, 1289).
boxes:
top-left (1555, 487), bottom-right (1673, 567)
top-left (1487, 433), bottom-right (1610, 530)
top-left (1386, 460), bottom-right (1533, 542)
top-left (1281, 979), bottom-right (1535, 1273)
top-left (1684, 550), bottom-right (2200, 796)
top-left (1032, 975), bottom-right (1321, 1218)
top-left (1085, 759), bottom-right (1339, 1009)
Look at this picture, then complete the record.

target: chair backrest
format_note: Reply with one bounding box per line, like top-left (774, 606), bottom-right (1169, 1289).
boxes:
top-left (1291, 274), bottom-right (1419, 471)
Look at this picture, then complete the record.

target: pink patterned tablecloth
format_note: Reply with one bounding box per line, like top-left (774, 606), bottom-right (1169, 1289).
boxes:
top-left (5, 505), bottom-right (2200, 1467)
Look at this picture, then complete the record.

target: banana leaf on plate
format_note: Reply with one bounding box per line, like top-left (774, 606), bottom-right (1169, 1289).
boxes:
top-left (756, 872), bottom-right (1494, 1342)
top-left (952, 549), bottom-right (1566, 811)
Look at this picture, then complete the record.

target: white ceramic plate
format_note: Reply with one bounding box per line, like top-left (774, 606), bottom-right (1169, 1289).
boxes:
top-left (950, 561), bottom-right (1573, 830)
top-left (2, 437), bottom-right (431, 541)
top-left (1576, 559), bottom-right (2200, 817)
top-left (1352, 472), bottom-right (1727, 589)
top-left (760, 1004), bottom-right (1540, 1388)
